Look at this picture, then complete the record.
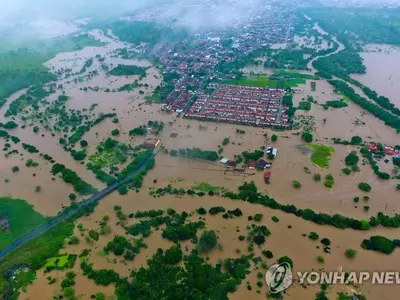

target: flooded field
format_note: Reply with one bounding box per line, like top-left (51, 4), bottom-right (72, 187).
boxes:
top-left (1, 21), bottom-right (400, 300)
top-left (22, 190), bottom-right (400, 300)
top-left (352, 44), bottom-right (400, 108)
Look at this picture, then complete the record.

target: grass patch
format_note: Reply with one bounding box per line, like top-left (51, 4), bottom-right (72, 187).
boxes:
top-left (44, 255), bottom-right (69, 269)
top-left (309, 144), bottom-right (334, 168)
top-left (0, 197), bottom-right (50, 249)
top-left (191, 182), bottom-right (228, 194)
top-left (222, 76), bottom-right (268, 87)
top-left (0, 220), bottom-right (74, 294)
top-left (13, 269), bottom-right (36, 291)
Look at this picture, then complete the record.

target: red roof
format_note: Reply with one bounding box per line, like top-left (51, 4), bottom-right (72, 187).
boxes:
top-left (264, 171), bottom-right (271, 179)
top-left (368, 144), bottom-right (378, 152)
top-left (248, 160), bottom-right (256, 167)
top-left (385, 148), bottom-right (395, 156)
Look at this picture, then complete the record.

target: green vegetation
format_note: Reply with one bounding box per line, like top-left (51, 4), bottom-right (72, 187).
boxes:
top-left (108, 64), bottom-right (148, 76)
top-left (292, 180), bottom-right (302, 189)
top-left (298, 101), bottom-right (311, 111)
top-left (323, 100), bottom-right (348, 109)
top-left (301, 132), bottom-right (313, 143)
top-left (345, 151), bottom-right (359, 166)
top-left (271, 134), bottom-right (278, 142)
top-left (0, 197), bottom-right (49, 249)
top-left (169, 147), bottom-right (219, 161)
top-left (358, 182), bottom-right (372, 192)
top-left (99, 20), bottom-right (188, 46)
top-left (3, 121), bottom-right (18, 129)
top-left (308, 232), bottom-right (319, 241)
top-left (309, 144), bottom-right (334, 168)
top-left (0, 220), bottom-right (74, 295)
top-left (361, 236), bottom-right (400, 254)
top-left (345, 249), bottom-right (357, 259)
top-left (198, 230), bottom-right (218, 253)
top-left (52, 164), bottom-right (96, 195)
top-left (0, 33), bottom-right (104, 101)
top-left (157, 181), bottom-right (400, 231)
top-left (329, 80), bottom-right (400, 132)
top-left (222, 137), bottom-right (230, 146)
top-left (324, 174), bottom-right (335, 188)
top-left (44, 254), bottom-right (77, 272)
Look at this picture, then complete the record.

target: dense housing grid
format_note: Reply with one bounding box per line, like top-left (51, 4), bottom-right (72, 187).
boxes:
top-left (185, 85), bottom-right (289, 128)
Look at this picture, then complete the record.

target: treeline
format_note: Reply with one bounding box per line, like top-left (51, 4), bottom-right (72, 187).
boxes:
top-left (350, 79), bottom-right (400, 117)
top-left (5, 85), bottom-right (51, 117)
top-left (169, 148), bottom-right (219, 161)
top-left (361, 236), bottom-right (400, 255)
top-left (68, 113), bottom-right (116, 144)
top-left (52, 163), bottom-right (97, 195)
top-left (80, 243), bottom-right (250, 299)
top-left (156, 181), bottom-right (400, 231)
top-left (313, 50), bottom-right (366, 79)
top-left (108, 64), bottom-right (148, 76)
top-left (329, 80), bottom-right (400, 132)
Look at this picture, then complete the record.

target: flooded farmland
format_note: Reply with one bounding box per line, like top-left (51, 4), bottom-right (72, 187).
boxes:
top-left (1, 13), bottom-right (400, 300)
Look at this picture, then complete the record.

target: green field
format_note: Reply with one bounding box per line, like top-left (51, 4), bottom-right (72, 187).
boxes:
top-left (0, 197), bottom-right (50, 249)
top-left (0, 33), bottom-right (105, 101)
top-left (309, 144), bottom-right (334, 168)
top-left (222, 75), bottom-right (307, 88)
top-left (0, 220), bottom-right (74, 295)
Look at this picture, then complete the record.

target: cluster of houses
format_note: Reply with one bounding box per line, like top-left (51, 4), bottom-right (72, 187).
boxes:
top-left (185, 85), bottom-right (290, 128)
top-left (220, 146), bottom-right (278, 182)
top-left (163, 75), bottom-right (202, 112)
top-left (368, 143), bottom-right (400, 166)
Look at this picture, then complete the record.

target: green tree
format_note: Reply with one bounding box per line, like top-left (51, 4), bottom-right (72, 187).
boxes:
top-left (198, 230), bottom-right (218, 253)
top-left (301, 132), bottom-right (313, 143)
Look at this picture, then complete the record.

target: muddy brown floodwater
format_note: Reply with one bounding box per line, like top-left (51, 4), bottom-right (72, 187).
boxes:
top-left (1, 22), bottom-right (400, 300)
top-left (352, 44), bottom-right (400, 108)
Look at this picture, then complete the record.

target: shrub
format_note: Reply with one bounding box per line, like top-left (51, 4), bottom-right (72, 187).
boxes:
top-left (73, 150), bottom-right (86, 161)
top-left (345, 151), bottom-right (359, 166)
top-left (262, 250), bottom-right (274, 259)
top-left (345, 249), bottom-right (357, 259)
top-left (358, 182), bottom-right (372, 192)
top-left (278, 256), bottom-right (293, 268)
top-left (361, 236), bottom-right (395, 254)
top-left (11, 166), bottom-right (19, 172)
top-left (35, 186), bottom-right (41, 192)
top-left (292, 180), bottom-right (302, 189)
top-left (316, 256), bottom-right (325, 264)
top-left (320, 238), bottom-right (331, 246)
top-left (80, 140), bottom-right (88, 147)
top-left (272, 216), bottom-right (279, 223)
top-left (254, 214), bottom-right (263, 222)
top-left (3, 121), bottom-right (18, 129)
top-left (342, 168), bottom-right (351, 175)
top-left (308, 232), bottom-right (319, 241)
top-left (271, 134), bottom-right (278, 142)
top-left (89, 230), bottom-right (99, 241)
top-left (198, 230), bottom-right (218, 253)
top-left (222, 137), bottom-right (230, 146)
top-left (111, 129), bottom-right (120, 136)
top-left (301, 132), bottom-right (313, 143)
top-left (313, 174), bottom-right (321, 181)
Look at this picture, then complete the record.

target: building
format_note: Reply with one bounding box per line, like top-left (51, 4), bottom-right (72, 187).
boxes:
top-left (256, 159), bottom-right (271, 169)
top-left (266, 147), bottom-right (278, 158)
top-left (368, 143), bottom-right (378, 153)
top-left (264, 171), bottom-right (271, 182)
top-left (248, 160), bottom-right (257, 169)
top-left (142, 139), bottom-right (160, 148)
top-left (384, 147), bottom-right (395, 156)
